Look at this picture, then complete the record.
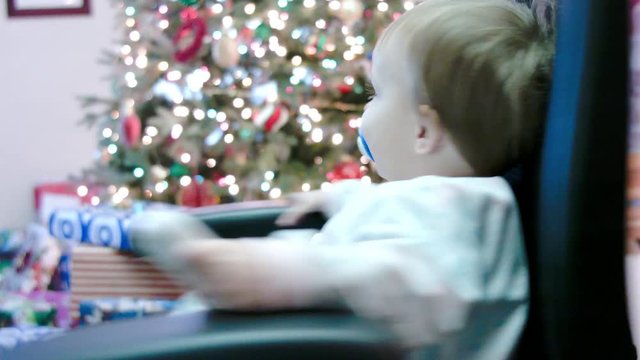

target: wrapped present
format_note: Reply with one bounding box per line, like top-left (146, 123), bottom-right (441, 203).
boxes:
top-left (68, 245), bottom-right (185, 321)
top-left (48, 208), bottom-right (132, 251)
top-left (34, 182), bottom-right (101, 225)
top-left (0, 229), bottom-right (22, 254)
top-left (0, 230), bottom-right (21, 287)
top-left (0, 292), bottom-right (62, 328)
top-left (0, 325), bottom-right (65, 351)
top-left (78, 297), bottom-right (176, 326)
top-left (0, 224), bottom-right (72, 334)
top-left (1, 225), bottom-right (62, 294)
top-left (48, 203), bottom-right (178, 252)
top-left (26, 291), bottom-right (71, 329)
top-left (0, 291), bottom-right (70, 329)
top-left (48, 253), bottom-right (71, 292)
top-left (48, 205), bottom-right (187, 323)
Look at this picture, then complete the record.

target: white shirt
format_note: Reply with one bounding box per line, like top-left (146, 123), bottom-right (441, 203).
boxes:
top-left (281, 176), bottom-right (528, 360)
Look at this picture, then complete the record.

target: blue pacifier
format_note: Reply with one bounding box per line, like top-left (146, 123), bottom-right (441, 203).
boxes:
top-left (357, 128), bottom-right (375, 162)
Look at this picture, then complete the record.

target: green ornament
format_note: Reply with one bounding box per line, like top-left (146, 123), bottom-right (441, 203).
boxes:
top-left (255, 23), bottom-right (271, 41)
top-left (239, 128), bottom-right (254, 140)
top-left (170, 163), bottom-right (190, 178)
top-left (180, 0), bottom-right (199, 6)
top-left (317, 34), bottom-right (327, 52)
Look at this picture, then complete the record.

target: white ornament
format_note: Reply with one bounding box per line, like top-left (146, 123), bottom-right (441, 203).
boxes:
top-left (212, 35), bottom-right (240, 68)
top-left (336, 0), bottom-right (364, 25)
top-left (150, 165), bottom-right (169, 180)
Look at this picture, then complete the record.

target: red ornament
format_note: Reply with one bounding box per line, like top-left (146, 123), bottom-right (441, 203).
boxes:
top-left (210, 171), bottom-right (225, 184)
top-left (337, 83), bottom-right (353, 95)
top-left (174, 12), bottom-right (207, 63)
top-left (122, 113), bottom-right (142, 148)
top-left (212, 35), bottom-right (240, 68)
top-left (364, 9), bottom-right (374, 19)
top-left (180, 7), bottom-right (199, 22)
top-left (240, 27), bottom-right (253, 41)
top-left (176, 179), bottom-right (220, 207)
top-left (224, 144), bottom-right (235, 157)
top-left (326, 161), bottom-right (365, 182)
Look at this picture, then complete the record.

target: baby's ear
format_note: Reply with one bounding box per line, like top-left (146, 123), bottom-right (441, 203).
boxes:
top-left (415, 105), bottom-right (444, 155)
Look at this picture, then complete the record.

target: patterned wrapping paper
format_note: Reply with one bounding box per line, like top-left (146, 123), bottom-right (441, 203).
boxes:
top-left (628, 17), bottom-right (640, 343)
top-left (47, 206), bottom-right (188, 321)
top-left (629, 0), bottom-right (640, 255)
top-left (0, 326), bottom-right (65, 352)
top-left (78, 297), bottom-right (176, 326)
top-left (47, 202), bottom-right (180, 252)
top-left (628, 0), bottom-right (640, 352)
top-left (68, 245), bottom-right (185, 321)
top-left (48, 208), bottom-right (134, 252)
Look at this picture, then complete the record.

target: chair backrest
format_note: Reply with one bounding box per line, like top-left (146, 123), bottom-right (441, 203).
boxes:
top-left (511, 0), bottom-right (635, 358)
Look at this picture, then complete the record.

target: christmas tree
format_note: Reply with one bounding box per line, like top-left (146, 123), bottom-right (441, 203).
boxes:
top-left (79, 0), bottom-right (417, 207)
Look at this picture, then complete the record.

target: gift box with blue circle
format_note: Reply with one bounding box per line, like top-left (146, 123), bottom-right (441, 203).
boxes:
top-left (48, 209), bottom-right (85, 243)
top-left (48, 209), bottom-right (133, 251)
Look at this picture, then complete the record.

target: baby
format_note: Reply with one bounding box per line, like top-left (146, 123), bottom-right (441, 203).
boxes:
top-left (134, 0), bottom-right (554, 358)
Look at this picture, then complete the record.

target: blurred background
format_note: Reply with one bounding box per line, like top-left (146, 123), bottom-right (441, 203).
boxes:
top-left (0, 0), bottom-right (416, 350)
top-left (0, 1), bottom-right (116, 229)
top-left (0, 0), bottom-right (407, 231)
top-left (1, 0), bottom-right (638, 358)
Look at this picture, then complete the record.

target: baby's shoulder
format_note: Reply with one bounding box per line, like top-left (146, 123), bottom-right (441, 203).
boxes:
top-left (377, 176), bottom-right (515, 204)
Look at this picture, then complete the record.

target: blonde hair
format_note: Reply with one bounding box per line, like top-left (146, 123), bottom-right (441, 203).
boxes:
top-left (378, 0), bottom-right (554, 175)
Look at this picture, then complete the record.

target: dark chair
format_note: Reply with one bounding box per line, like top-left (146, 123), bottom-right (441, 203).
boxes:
top-left (2, 0), bottom-right (636, 358)
top-left (517, 0), bottom-right (634, 357)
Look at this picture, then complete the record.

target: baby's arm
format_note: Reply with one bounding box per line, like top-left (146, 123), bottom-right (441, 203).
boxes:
top-left (129, 211), bottom-right (220, 288)
top-left (176, 235), bottom-right (475, 347)
top-left (309, 189), bottom-right (528, 349)
top-left (177, 182), bottom-right (527, 349)
top-left (174, 239), bottom-right (336, 310)
top-left (277, 180), bottom-right (373, 226)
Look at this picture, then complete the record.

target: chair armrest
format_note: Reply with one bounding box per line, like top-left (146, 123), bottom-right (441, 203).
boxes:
top-left (189, 200), bottom-right (326, 238)
top-left (4, 309), bottom-right (406, 360)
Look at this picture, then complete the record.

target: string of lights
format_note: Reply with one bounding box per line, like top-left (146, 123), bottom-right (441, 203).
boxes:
top-left (78, 0), bottom-right (418, 207)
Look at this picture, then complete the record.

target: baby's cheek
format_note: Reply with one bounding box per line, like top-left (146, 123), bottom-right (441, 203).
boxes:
top-left (360, 106), bottom-right (382, 133)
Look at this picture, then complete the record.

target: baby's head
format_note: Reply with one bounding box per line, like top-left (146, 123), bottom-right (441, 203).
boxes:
top-left (360, 0), bottom-right (554, 180)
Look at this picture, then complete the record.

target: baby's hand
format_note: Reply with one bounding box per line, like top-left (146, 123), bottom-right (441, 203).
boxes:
top-left (275, 190), bottom-right (328, 226)
top-left (129, 210), bottom-right (218, 287)
top-left (176, 239), bottom-right (316, 310)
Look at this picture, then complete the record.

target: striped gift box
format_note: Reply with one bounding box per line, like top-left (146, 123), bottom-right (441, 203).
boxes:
top-left (69, 245), bottom-right (185, 320)
top-left (628, 153), bottom-right (640, 255)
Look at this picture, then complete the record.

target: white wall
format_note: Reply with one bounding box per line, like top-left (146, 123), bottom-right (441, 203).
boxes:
top-left (0, 1), bottom-right (117, 228)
